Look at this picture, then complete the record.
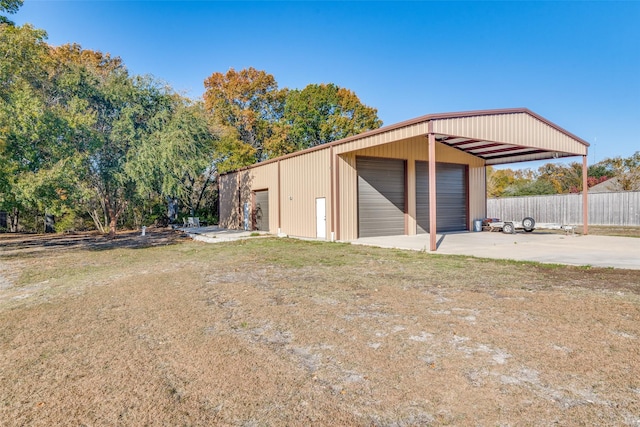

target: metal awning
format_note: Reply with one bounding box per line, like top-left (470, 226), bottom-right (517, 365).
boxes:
top-left (434, 135), bottom-right (575, 164)
top-left (427, 108), bottom-right (589, 165)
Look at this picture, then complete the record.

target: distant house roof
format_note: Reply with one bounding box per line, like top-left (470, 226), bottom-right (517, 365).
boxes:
top-left (589, 177), bottom-right (620, 193)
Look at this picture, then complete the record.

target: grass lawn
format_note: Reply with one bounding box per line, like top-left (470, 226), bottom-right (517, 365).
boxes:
top-left (576, 225), bottom-right (640, 238)
top-left (1, 230), bottom-right (639, 426)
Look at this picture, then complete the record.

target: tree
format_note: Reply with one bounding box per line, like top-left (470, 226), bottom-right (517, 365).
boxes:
top-left (0, 23), bottom-right (52, 230)
top-left (486, 167), bottom-right (535, 197)
top-left (280, 83), bottom-right (382, 156)
top-left (502, 179), bottom-right (556, 197)
top-left (0, 0), bottom-right (23, 25)
top-left (599, 151), bottom-right (640, 191)
top-left (203, 67), bottom-right (286, 164)
top-left (2, 35), bottom-right (176, 235)
top-left (128, 98), bottom-right (219, 217)
top-left (534, 162), bottom-right (581, 194)
top-left (588, 163), bottom-right (614, 180)
top-left (2, 27), bottom-right (226, 234)
top-left (84, 73), bottom-right (173, 235)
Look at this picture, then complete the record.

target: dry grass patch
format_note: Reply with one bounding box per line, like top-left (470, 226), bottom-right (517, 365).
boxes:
top-left (574, 225), bottom-right (640, 238)
top-left (1, 233), bottom-right (639, 425)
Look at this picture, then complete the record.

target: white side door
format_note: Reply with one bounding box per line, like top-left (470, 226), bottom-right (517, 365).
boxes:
top-left (316, 197), bottom-right (326, 239)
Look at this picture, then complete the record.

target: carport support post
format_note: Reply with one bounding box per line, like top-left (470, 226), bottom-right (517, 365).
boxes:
top-left (428, 132), bottom-right (437, 251)
top-left (582, 155), bottom-right (588, 235)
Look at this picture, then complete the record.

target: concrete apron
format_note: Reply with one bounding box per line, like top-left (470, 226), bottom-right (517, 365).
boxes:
top-left (352, 231), bottom-right (640, 270)
top-left (178, 226), bottom-right (267, 243)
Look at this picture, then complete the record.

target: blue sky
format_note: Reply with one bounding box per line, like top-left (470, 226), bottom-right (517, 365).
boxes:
top-left (13, 1), bottom-right (640, 165)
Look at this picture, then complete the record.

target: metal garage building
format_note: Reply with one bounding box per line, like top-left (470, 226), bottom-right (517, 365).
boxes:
top-left (219, 108), bottom-right (589, 251)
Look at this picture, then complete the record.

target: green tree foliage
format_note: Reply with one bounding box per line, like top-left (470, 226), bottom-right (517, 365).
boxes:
top-left (1, 26), bottom-right (209, 234)
top-left (487, 153), bottom-right (639, 198)
top-left (588, 163), bottom-right (615, 180)
top-left (203, 68), bottom-right (383, 162)
top-left (2, 23), bottom-right (385, 232)
top-left (502, 179), bottom-right (556, 197)
top-left (535, 162), bottom-right (583, 194)
top-left (278, 83), bottom-right (382, 156)
top-left (486, 167), bottom-right (535, 197)
top-left (211, 128), bottom-right (256, 174)
top-left (203, 67), bottom-right (286, 164)
top-left (0, 23), bottom-right (51, 230)
top-left (598, 151), bottom-right (640, 191)
top-left (128, 99), bottom-right (219, 216)
top-left (0, 0), bottom-right (23, 25)
top-left (79, 71), bottom-right (174, 235)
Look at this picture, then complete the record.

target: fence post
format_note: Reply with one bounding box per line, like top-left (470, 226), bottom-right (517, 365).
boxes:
top-left (583, 155), bottom-right (588, 235)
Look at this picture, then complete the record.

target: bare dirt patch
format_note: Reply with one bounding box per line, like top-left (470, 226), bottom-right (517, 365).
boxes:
top-left (0, 236), bottom-right (639, 425)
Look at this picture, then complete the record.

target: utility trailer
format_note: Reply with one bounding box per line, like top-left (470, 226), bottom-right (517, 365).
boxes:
top-left (485, 217), bottom-right (536, 234)
top-left (483, 217), bottom-right (575, 234)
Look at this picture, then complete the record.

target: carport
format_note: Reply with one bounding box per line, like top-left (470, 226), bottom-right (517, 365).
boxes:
top-left (416, 109), bottom-right (589, 250)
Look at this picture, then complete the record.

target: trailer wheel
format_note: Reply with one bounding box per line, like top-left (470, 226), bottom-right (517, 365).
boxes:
top-left (502, 223), bottom-right (515, 234)
top-left (522, 217), bottom-right (535, 232)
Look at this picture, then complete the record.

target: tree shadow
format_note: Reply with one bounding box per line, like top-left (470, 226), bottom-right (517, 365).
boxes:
top-left (0, 228), bottom-right (189, 259)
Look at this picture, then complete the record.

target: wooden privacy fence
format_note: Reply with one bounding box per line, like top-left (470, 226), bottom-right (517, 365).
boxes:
top-left (487, 191), bottom-right (640, 226)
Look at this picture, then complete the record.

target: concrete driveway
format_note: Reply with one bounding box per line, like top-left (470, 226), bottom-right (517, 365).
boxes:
top-left (353, 231), bottom-right (640, 270)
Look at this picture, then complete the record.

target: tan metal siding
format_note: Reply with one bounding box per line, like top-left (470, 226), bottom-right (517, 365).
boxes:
top-left (468, 165), bottom-right (486, 226)
top-left (224, 138), bottom-right (486, 238)
top-left (333, 123), bottom-right (430, 156)
top-left (220, 165), bottom-right (279, 231)
top-left (337, 154), bottom-right (358, 241)
top-left (352, 137), bottom-right (485, 166)
top-left (247, 164), bottom-right (278, 233)
top-left (249, 162), bottom-right (278, 192)
top-left (432, 113), bottom-right (587, 157)
top-left (280, 149), bottom-right (332, 238)
top-left (219, 172), bottom-right (239, 229)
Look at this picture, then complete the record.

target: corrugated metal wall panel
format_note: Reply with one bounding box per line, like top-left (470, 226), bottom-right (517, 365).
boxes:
top-left (338, 154), bottom-right (358, 240)
top-left (222, 164), bottom-right (278, 232)
top-left (468, 165), bottom-right (487, 225)
top-left (280, 149), bottom-right (331, 238)
top-left (250, 163), bottom-right (278, 191)
top-left (334, 122), bottom-right (429, 156)
top-left (223, 137), bottom-right (488, 239)
top-left (432, 113), bottom-right (587, 157)
top-left (357, 158), bottom-right (406, 237)
top-left (219, 172), bottom-right (238, 229)
top-left (249, 165), bottom-right (277, 232)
